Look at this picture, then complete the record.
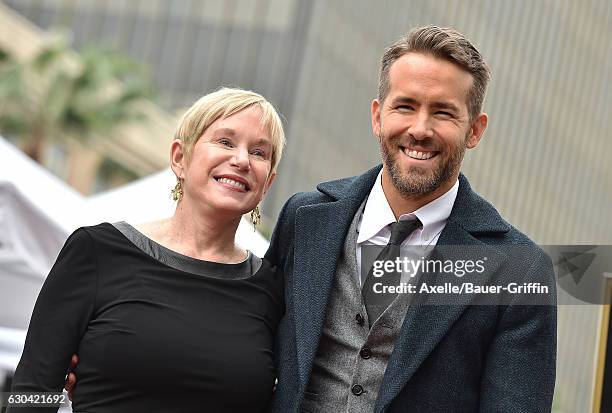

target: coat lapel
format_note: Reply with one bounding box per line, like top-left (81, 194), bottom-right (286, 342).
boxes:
top-left (375, 174), bottom-right (511, 412)
top-left (292, 166), bottom-right (381, 388)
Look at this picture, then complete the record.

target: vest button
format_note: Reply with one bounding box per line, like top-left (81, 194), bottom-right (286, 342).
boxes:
top-left (355, 313), bottom-right (365, 326)
top-left (359, 348), bottom-right (372, 359)
top-left (351, 384), bottom-right (364, 396)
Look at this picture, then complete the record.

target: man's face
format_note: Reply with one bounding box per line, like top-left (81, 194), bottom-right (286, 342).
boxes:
top-left (372, 52), bottom-right (487, 201)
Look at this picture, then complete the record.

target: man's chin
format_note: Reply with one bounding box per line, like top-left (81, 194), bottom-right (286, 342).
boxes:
top-left (392, 162), bottom-right (458, 196)
top-left (391, 176), bottom-right (437, 197)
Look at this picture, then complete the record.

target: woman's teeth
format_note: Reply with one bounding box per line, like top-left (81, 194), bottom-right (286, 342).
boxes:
top-left (217, 177), bottom-right (246, 190)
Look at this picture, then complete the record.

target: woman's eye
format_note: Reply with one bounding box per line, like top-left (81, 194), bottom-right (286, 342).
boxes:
top-left (219, 138), bottom-right (233, 147)
top-left (251, 149), bottom-right (267, 158)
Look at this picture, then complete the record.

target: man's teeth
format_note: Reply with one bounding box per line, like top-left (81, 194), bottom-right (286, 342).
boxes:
top-left (406, 149), bottom-right (435, 160)
top-left (217, 177), bottom-right (246, 190)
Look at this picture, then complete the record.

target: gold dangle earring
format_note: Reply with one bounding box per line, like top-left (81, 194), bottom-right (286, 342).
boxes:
top-left (171, 179), bottom-right (183, 201)
top-left (250, 205), bottom-right (261, 228)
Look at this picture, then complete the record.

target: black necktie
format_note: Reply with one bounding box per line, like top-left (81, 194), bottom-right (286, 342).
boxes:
top-left (362, 217), bottom-right (422, 324)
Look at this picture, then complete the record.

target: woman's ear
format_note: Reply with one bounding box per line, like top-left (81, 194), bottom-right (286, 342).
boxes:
top-left (263, 171), bottom-right (277, 196)
top-left (170, 139), bottom-right (185, 179)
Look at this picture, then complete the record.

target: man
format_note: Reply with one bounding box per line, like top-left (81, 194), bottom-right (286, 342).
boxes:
top-left (265, 26), bottom-right (556, 412)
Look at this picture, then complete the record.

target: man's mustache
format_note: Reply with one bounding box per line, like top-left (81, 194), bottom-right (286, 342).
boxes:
top-left (393, 135), bottom-right (439, 151)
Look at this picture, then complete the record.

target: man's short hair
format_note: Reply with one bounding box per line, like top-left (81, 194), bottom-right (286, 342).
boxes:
top-left (378, 25), bottom-right (491, 121)
top-left (174, 87), bottom-right (285, 172)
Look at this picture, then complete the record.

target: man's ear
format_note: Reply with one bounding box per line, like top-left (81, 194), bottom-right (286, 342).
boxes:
top-left (466, 113), bottom-right (488, 149)
top-left (170, 139), bottom-right (186, 179)
top-left (371, 99), bottom-right (382, 139)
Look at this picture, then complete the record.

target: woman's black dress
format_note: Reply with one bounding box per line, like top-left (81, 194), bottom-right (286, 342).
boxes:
top-left (9, 223), bottom-right (283, 412)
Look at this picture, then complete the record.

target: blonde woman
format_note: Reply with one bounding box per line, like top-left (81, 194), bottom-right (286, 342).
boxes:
top-left (10, 88), bottom-right (285, 412)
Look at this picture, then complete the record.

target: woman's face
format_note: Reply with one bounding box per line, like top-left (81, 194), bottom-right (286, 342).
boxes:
top-left (176, 106), bottom-right (276, 219)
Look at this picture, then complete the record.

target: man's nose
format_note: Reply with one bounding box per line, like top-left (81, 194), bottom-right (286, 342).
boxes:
top-left (408, 112), bottom-right (434, 140)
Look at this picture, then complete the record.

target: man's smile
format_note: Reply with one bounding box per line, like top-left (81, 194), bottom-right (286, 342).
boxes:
top-left (400, 146), bottom-right (439, 161)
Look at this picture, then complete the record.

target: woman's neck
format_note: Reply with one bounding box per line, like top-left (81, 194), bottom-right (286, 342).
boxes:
top-left (136, 202), bottom-right (246, 263)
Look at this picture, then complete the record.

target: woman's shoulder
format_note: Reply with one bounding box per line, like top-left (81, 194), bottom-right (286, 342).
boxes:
top-left (71, 222), bottom-right (118, 237)
top-left (67, 222), bottom-right (131, 251)
top-left (250, 255), bottom-right (284, 289)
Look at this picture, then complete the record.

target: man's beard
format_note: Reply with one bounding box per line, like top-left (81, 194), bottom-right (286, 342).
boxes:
top-left (379, 132), bottom-right (467, 198)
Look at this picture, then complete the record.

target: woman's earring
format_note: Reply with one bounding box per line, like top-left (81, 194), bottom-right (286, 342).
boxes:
top-left (171, 179), bottom-right (183, 201)
top-left (250, 205), bottom-right (261, 228)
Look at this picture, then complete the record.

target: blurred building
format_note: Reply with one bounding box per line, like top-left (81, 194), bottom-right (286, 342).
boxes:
top-left (0, 2), bottom-right (176, 194)
top-left (2, 0), bottom-right (611, 411)
top-left (3, 0), bottom-right (311, 112)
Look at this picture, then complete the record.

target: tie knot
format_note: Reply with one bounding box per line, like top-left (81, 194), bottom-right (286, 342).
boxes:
top-left (388, 218), bottom-right (422, 245)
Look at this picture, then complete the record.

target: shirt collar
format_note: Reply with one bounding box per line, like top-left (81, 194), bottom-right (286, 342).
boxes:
top-left (357, 171), bottom-right (459, 244)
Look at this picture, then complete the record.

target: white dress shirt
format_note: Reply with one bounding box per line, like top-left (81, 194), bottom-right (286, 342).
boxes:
top-left (355, 171), bottom-right (459, 286)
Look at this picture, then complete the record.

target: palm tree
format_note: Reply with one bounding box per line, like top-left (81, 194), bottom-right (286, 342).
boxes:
top-left (0, 37), bottom-right (153, 162)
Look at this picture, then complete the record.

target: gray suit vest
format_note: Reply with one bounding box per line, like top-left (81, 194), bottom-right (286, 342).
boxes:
top-left (301, 203), bottom-right (412, 413)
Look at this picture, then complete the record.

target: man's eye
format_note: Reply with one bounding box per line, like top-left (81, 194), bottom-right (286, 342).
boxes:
top-left (397, 105), bottom-right (414, 111)
top-left (436, 111), bottom-right (453, 118)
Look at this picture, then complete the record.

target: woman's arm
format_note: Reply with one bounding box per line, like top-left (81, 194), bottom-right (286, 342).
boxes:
top-left (7, 228), bottom-right (98, 411)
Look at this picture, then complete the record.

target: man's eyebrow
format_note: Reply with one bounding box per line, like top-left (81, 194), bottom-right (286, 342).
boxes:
top-left (390, 96), bottom-right (419, 106)
top-left (390, 96), bottom-right (462, 114)
top-left (430, 101), bottom-right (461, 113)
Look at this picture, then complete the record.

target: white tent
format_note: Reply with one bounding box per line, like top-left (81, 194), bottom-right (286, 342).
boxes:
top-left (0, 136), bottom-right (270, 375)
top-left (0, 138), bottom-right (97, 330)
top-left (0, 137), bottom-right (97, 383)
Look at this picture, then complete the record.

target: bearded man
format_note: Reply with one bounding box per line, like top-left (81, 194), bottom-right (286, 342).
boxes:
top-left (266, 25), bottom-right (556, 413)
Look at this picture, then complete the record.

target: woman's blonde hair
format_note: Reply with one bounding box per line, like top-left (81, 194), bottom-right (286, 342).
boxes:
top-left (174, 87), bottom-right (285, 172)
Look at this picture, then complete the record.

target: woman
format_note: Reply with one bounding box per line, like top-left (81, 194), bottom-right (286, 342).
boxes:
top-left (9, 88), bottom-right (285, 412)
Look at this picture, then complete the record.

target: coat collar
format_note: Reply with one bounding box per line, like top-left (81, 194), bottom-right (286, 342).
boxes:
top-left (316, 164), bottom-right (382, 202)
top-left (317, 165), bottom-right (511, 236)
top-left (446, 173), bottom-right (512, 235)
